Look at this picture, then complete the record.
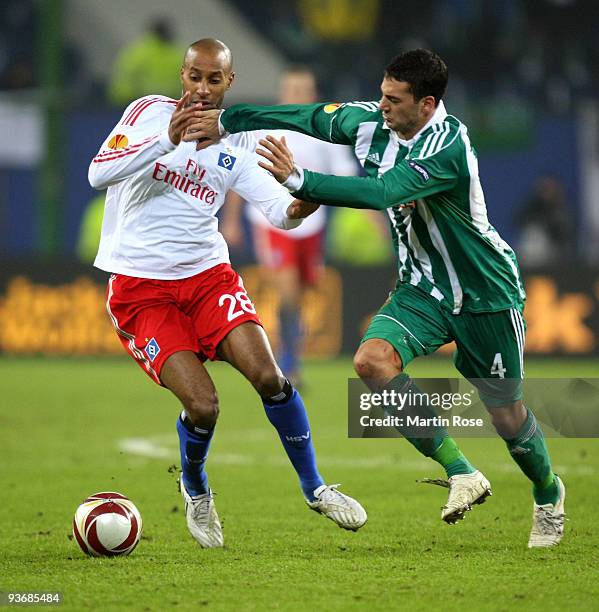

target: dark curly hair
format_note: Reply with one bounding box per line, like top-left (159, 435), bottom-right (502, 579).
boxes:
top-left (385, 49), bottom-right (448, 104)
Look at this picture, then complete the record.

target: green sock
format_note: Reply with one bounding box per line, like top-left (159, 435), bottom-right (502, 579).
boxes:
top-left (384, 375), bottom-right (475, 477)
top-left (504, 408), bottom-right (559, 505)
top-left (384, 374), bottom-right (444, 456)
top-left (431, 437), bottom-right (476, 477)
top-left (534, 473), bottom-right (559, 506)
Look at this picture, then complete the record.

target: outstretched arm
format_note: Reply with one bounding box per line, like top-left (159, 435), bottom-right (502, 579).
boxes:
top-left (257, 136), bottom-right (458, 211)
top-left (221, 103), bottom-right (348, 142)
top-left (293, 165), bottom-right (453, 210)
top-left (190, 101), bottom-right (379, 147)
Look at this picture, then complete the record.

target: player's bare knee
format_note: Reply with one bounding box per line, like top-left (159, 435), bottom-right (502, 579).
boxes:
top-left (353, 342), bottom-right (402, 385)
top-left (353, 352), bottom-right (373, 380)
top-left (184, 391), bottom-right (220, 428)
top-left (353, 344), bottom-right (377, 376)
top-left (252, 366), bottom-right (285, 398)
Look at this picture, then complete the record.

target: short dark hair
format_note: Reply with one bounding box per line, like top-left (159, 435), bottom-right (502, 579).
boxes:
top-left (385, 49), bottom-right (448, 104)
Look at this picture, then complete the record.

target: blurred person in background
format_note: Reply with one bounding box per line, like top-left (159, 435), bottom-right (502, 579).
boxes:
top-left (108, 17), bottom-right (182, 106)
top-left (88, 38), bottom-right (366, 550)
top-left (0, 0), bottom-right (36, 90)
top-left (76, 193), bottom-right (105, 263)
top-left (515, 175), bottom-right (575, 267)
top-left (221, 66), bottom-right (357, 386)
top-left (328, 207), bottom-right (392, 266)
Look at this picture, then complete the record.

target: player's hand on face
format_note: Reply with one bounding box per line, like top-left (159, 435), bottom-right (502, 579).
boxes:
top-left (181, 109), bottom-right (223, 150)
top-left (168, 92), bottom-right (199, 145)
top-left (169, 97), bottom-right (221, 149)
top-left (257, 135), bottom-right (295, 184)
top-left (286, 199), bottom-right (320, 220)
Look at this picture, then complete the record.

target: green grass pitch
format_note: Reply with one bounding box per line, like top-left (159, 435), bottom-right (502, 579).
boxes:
top-left (1, 356), bottom-right (598, 611)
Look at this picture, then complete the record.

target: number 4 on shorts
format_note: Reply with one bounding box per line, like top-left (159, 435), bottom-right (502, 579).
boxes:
top-left (490, 352), bottom-right (506, 378)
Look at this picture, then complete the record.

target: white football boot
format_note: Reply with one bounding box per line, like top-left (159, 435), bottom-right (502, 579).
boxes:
top-left (528, 476), bottom-right (566, 548)
top-left (441, 470), bottom-right (492, 524)
top-left (306, 484), bottom-right (367, 531)
top-left (179, 478), bottom-right (224, 548)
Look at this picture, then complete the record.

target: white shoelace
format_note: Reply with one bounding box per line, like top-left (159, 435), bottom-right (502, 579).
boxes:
top-left (536, 508), bottom-right (565, 535)
top-left (417, 478), bottom-right (450, 489)
top-left (190, 496), bottom-right (212, 526)
top-left (319, 485), bottom-right (348, 508)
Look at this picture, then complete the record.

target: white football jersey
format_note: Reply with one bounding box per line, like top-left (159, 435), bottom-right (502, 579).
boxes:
top-left (89, 95), bottom-right (299, 280)
top-left (246, 129), bottom-right (357, 237)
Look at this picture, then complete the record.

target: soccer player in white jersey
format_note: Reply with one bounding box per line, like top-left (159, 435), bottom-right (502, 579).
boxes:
top-left (222, 66), bottom-right (357, 386)
top-left (88, 38), bottom-right (366, 548)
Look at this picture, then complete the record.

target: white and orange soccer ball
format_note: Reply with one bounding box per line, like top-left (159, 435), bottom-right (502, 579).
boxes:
top-left (72, 492), bottom-right (142, 557)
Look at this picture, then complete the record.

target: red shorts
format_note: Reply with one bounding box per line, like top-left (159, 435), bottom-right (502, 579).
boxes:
top-left (105, 263), bottom-right (261, 384)
top-left (253, 226), bottom-right (323, 285)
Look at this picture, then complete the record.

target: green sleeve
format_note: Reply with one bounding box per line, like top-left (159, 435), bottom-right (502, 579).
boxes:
top-left (294, 150), bottom-right (459, 210)
top-left (221, 102), bottom-right (371, 145)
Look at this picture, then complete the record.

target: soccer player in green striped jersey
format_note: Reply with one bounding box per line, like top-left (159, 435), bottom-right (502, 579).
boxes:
top-left (191, 49), bottom-right (565, 547)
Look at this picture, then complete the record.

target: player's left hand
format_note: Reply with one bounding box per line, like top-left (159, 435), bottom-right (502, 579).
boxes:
top-left (257, 135), bottom-right (295, 183)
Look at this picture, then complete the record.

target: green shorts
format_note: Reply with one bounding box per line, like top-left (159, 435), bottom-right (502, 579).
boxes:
top-left (361, 284), bottom-right (525, 407)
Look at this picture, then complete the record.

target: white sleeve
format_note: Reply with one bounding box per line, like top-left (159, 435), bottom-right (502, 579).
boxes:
top-left (232, 151), bottom-right (302, 230)
top-left (326, 142), bottom-right (358, 176)
top-left (88, 96), bottom-right (177, 190)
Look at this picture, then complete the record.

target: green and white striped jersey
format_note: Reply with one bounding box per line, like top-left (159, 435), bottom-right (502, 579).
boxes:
top-left (221, 100), bottom-right (526, 314)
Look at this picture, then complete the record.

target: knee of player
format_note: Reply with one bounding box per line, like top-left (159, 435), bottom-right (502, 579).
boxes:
top-left (252, 366), bottom-right (285, 399)
top-left (353, 343), bottom-right (399, 381)
top-left (185, 392), bottom-right (220, 427)
top-left (352, 351), bottom-right (371, 378)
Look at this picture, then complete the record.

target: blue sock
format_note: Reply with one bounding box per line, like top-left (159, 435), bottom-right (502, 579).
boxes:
top-left (176, 411), bottom-right (214, 497)
top-left (263, 380), bottom-right (324, 501)
top-left (279, 304), bottom-right (301, 375)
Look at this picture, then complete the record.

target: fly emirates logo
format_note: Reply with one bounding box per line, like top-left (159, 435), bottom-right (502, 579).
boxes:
top-left (152, 159), bottom-right (217, 205)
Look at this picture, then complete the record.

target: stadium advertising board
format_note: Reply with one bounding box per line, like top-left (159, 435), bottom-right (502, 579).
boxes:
top-left (0, 262), bottom-right (597, 357)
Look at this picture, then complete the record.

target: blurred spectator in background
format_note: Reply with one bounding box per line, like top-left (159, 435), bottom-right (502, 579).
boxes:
top-left (0, 0), bottom-right (90, 101)
top-left (515, 175), bottom-right (575, 267)
top-left (0, 0), bottom-right (36, 90)
top-left (298, 0), bottom-right (378, 41)
top-left (221, 66), bottom-right (357, 385)
top-left (328, 208), bottom-right (392, 266)
top-left (76, 194), bottom-right (105, 263)
top-left (230, 0), bottom-right (598, 111)
top-left (108, 17), bottom-right (182, 106)
top-left (298, 0), bottom-right (381, 98)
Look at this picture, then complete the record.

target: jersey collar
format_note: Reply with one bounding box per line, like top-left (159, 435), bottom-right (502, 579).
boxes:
top-left (384, 101), bottom-right (448, 147)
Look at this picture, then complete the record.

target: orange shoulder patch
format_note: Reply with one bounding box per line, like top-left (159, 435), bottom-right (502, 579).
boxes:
top-left (107, 134), bottom-right (129, 150)
top-left (323, 103), bottom-right (342, 114)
